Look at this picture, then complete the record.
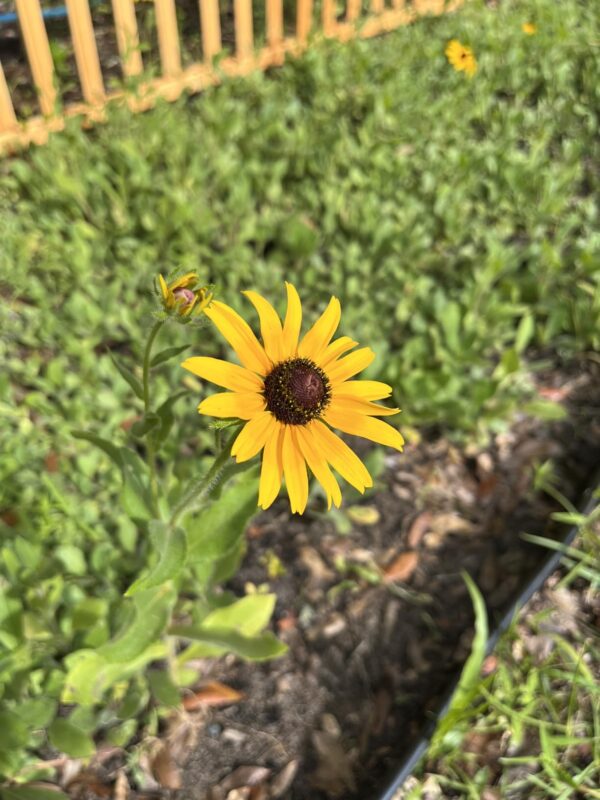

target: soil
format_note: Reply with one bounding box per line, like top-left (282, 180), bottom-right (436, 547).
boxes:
top-left (124, 359), bottom-right (598, 800)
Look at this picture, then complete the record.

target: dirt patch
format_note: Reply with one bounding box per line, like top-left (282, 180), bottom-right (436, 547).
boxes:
top-left (164, 362), bottom-right (599, 800)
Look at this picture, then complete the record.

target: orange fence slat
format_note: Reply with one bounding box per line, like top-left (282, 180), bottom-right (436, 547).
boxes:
top-left (296, 0), bottom-right (313, 43)
top-left (0, 61), bottom-right (18, 131)
top-left (111, 0), bottom-right (143, 77)
top-left (199, 0), bottom-right (222, 63)
top-left (371, 0), bottom-right (385, 13)
top-left (346, 0), bottom-right (361, 23)
top-left (234, 0), bottom-right (254, 62)
top-left (322, 0), bottom-right (337, 35)
top-left (266, 0), bottom-right (284, 48)
top-left (65, 0), bottom-right (105, 105)
top-left (154, 0), bottom-right (182, 77)
top-left (14, 0), bottom-right (57, 116)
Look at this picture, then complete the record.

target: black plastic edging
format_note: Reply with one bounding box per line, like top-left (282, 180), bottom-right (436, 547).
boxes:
top-left (375, 478), bottom-right (599, 800)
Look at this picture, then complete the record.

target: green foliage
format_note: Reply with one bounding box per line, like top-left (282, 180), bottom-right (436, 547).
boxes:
top-left (0, 0), bottom-right (598, 784)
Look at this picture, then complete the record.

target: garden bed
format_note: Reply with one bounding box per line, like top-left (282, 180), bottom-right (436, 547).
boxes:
top-left (61, 360), bottom-right (600, 800)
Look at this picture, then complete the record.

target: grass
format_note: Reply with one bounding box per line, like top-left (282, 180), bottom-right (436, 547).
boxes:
top-left (0, 0), bottom-right (598, 790)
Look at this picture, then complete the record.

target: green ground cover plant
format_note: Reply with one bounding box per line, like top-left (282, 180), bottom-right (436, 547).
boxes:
top-left (0, 0), bottom-right (598, 790)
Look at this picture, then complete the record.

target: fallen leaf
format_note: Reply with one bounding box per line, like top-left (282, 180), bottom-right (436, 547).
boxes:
top-left (429, 513), bottom-right (476, 537)
top-left (346, 505), bottom-right (380, 526)
top-left (276, 611), bottom-right (297, 632)
top-left (151, 744), bottom-right (182, 790)
top-left (113, 770), bottom-right (129, 800)
top-left (220, 766), bottom-right (271, 792)
top-left (310, 730), bottom-right (356, 796)
top-left (299, 546), bottom-right (335, 583)
top-left (45, 451), bottom-right (59, 472)
top-left (407, 511), bottom-right (432, 547)
top-left (183, 681), bottom-right (244, 710)
top-left (0, 509), bottom-right (19, 526)
top-left (383, 551), bottom-right (418, 583)
top-left (270, 760), bottom-right (299, 798)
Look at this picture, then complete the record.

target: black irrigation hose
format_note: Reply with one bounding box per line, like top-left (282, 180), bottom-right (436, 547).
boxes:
top-left (376, 475), bottom-right (599, 800)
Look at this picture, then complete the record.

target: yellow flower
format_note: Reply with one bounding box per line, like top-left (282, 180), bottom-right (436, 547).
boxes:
top-left (522, 22), bottom-right (537, 35)
top-left (158, 272), bottom-right (212, 317)
top-left (445, 39), bottom-right (478, 77)
top-left (182, 284), bottom-right (404, 514)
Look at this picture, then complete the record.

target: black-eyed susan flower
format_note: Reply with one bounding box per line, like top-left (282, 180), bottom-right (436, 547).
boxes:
top-left (521, 22), bottom-right (537, 35)
top-left (445, 39), bottom-right (478, 77)
top-left (158, 272), bottom-right (212, 317)
top-left (182, 284), bottom-right (404, 514)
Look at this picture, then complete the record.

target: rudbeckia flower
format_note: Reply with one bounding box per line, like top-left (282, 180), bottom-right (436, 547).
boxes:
top-left (445, 39), bottom-right (478, 77)
top-left (182, 284), bottom-right (404, 514)
top-left (521, 22), bottom-right (537, 35)
top-left (158, 272), bottom-right (212, 317)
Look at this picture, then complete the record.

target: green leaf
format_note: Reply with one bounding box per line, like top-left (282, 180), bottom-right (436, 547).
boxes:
top-left (0, 787), bottom-right (69, 800)
top-left (130, 413), bottom-right (160, 439)
top-left (55, 544), bottom-right (86, 576)
top-left (522, 399), bottom-right (567, 421)
top-left (106, 719), bottom-right (138, 747)
top-left (125, 522), bottom-right (187, 596)
top-left (110, 353), bottom-right (144, 400)
top-left (432, 572), bottom-right (488, 748)
top-left (200, 594), bottom-right (277, 637)
top-left (170, 626), bottom-right (287, 661)
top-left (148, 669), bottom-right (180, 707)
top-left (149, 391), bottom-right (188, 448)
top-left (185, 475), bottom-right (259, 566)
top-left (13, 699), bottom-right (57, 730)
top-left (150, 345), bottom-right (189, 368)
top-left (71, 431), bottom-right (123, 469)
top-left (515, 313), bottom-right (535, 353)
top-left (48, 718), bottom-right (95, 758)
top-left (119, 448), bottom-right (153, 520)
top-left (99, 585), bottom-right (176, 663)
top-left (0, 711), bottom-right (29, 750)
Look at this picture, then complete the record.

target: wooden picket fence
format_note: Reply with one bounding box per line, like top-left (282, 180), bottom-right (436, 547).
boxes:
top-left (0, 0), bottom-right (461, 154)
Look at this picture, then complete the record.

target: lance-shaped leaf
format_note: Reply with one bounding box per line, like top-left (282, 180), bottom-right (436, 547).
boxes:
top-left (119, 448), bottom-right (153, 520)
top-left (0, 786), bottom-right (70, 800)
top-left (170, 626), bottom-right (287, 661)
top-left (71, 430), bottom-right (123, 469)
top-left (149, 391), bottom-right (188, 448)
top-left (99, 584), bottom-right (176, 663)
top-left (48, 718), bottom-right (95, 758)
top-left (125, 521), bottom-right (187, 596)
top-left (110, 353), bottom-right (144, 400)
top-left (130, 412), bottom-right (161, 439)
top-left (150, 345), bottom-right (189, 368)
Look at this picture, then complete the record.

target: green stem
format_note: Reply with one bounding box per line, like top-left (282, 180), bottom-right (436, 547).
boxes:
top-left (169, 429), bottom-right (239, 528)
top-left (142, 320), bottom-right (164, 512)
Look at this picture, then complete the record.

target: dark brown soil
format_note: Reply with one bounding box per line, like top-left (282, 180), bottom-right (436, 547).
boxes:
top-left (162, 361), bottom-right (599, 800)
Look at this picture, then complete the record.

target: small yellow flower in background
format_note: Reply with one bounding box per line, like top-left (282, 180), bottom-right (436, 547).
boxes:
top-left (182, 284), bottom-right (404, 514)
top-left (445, 39), bottom-right (478, 77)
top-left (522, 22), bottom-right (537, 35)
top-left (158, 272), bottom-right (213, 317)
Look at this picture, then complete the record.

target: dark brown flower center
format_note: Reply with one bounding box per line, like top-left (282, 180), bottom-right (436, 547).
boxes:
top-left (263, 358), bottom-right (331, 425)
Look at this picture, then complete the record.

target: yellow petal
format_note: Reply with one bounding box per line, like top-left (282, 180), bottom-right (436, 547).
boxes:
top-left (310, 420), bottom-right (373, 493)
top-left (298, 296), bottom-right (341, 361)
top-left (282, 282), bottom-right (302, 358)
top-left (332, 380), bottom-right (393, 401)
top-left (182, 356), bottom-right (263, 392)
top-left (243, 290), bottom-right (284, 363)
top-left (328, 396), bottom-right (400, 417)
top-left (171, 272), bottom-right (198, 290)
top-left (326, 347), bottom-right (375, 385)
top-left (205, 301), bottom-right (271, 375)
top-left (317, 336), bottom-right (359, 369)
top-left (324, 408), bottom-right (404, 451)
top-left (296, 426), bottom-right (342, 509)
top-left (198, 391), bottom-right (265, 420)
top-left (231, 412), bottom-right (277, 463)
top-left (158, 274), bottom-right (169, 302)
top-left (282, 426), bottom-right (309, 514)
top-left (259, 422), bottom-right (284, 509)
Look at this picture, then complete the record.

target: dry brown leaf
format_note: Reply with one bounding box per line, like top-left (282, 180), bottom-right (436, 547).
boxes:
top-left (270, 760), bottom-right (299, 798)
top-left (429, 513), bottom-right (476, 537)
top-left (310, 730), bottom-right (356, 796)
top-left (299, 546), bottom-right (335, 583)
top-left (220, 766), bottom-right (271, 793)
top-left (151, 744), bottom-right (182, 790)
top-left (113, 770), bottom-right (129, 800)
top-left (183, 681), bottom-right (244, 710)
top-left (226, 790), bottom-right (251, 800)
top-left (383, 551), bottom-right (418, 583)
top-left (407, 511), bottom-right (432, 548)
